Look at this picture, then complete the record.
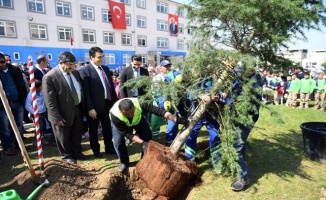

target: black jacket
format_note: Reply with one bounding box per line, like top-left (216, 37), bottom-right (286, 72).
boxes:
top-left (0, 64), bottom-right (27, 108)
top-left (110, 102), bottom-right (166, 140)
top-left (79, 64), bottom-right (118, 113)
top-left (119, 67), bottom-right (149, 98)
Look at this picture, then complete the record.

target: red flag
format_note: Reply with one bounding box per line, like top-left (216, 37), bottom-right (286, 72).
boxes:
top-left (168, 14), bottom-right (179, 36)
top-left (70, 34), bottom-right (73, 46)
top-left (108, 0), bottom-right (126, 29)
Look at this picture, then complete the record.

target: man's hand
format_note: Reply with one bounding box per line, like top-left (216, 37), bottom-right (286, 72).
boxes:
top-left (89, 109), bottom-right (97, 119)
top-left (201, 94), bottom-right (220, 104)
top-left (56, 120), bottom-right (65, 127)
top-left (164, 112), bottom-right (177, 122)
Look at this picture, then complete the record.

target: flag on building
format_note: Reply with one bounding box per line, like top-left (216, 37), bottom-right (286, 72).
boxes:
top-left (168, 14), bottom-right (179, 36)
top-left (70, 34), bottom-right (74, 46)
top-left (108, 0), bottom-right (126, 29)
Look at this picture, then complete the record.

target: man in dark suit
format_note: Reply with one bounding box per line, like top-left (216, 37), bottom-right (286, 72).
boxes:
top-left (43, 52), bottom-right (86, 164)
top-left (169, 18), bottom-right (178, 35)
top-left (79, 46), bottom-right (118, 158)
top-left (119, 55), bottom-right (149, 98)
top-left (34, 55), bottom-right (48, 81)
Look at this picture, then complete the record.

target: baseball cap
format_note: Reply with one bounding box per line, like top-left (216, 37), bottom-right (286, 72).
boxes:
top-left (22, 62), bottom-right (27, 65)
top-left (160, 60), bottom-right (172, 67)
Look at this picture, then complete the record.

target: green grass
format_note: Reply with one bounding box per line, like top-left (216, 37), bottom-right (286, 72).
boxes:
top-left (190, 105), bottom-right (326, 200)
top-left (1, 104), bottom-right (326, 200)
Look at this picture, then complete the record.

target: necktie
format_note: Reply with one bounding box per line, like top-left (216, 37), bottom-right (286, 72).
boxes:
top-left (42, 69), bottom-right (47, 74)
top-left (67, 73), bottom-right (79, 105)
top-left (98, 66), bottom-right (112, 100)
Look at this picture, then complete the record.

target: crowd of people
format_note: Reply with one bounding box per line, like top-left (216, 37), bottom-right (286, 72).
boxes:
top-left (1, 48), bottom-right (325, 192)
top-left (261, 68), bottom-right (326, 110)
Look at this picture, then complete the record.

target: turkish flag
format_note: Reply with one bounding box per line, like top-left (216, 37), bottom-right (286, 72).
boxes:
top-left (108, 0), bottom-right (126, 29)
top-left (70, 34), bottom-right (73, 46)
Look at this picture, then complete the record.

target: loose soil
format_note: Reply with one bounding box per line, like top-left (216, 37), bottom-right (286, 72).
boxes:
top-left (1, 159), bottom-right (198, 200)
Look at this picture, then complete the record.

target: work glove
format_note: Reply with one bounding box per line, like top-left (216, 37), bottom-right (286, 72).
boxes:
top-left (142, 142), bottom-right (149, 157)
top-left (164, 101), bottom-right (171, 111)
top-left (176, 116), bottom-right (187, 124)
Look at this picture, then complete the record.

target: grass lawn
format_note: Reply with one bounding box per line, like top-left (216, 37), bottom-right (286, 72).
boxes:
top-left (189, 105), bottom-right (326, 200)
top-left (0, 104), bottom-right (326, 199)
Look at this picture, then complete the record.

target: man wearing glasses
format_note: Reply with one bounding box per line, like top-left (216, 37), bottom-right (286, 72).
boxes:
top-left (43, 52), bottom-right (86, 164)
top-left (0, 53), bottom-right (27, 156)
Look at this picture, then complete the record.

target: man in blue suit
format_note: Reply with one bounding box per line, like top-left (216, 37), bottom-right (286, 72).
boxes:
top-left (79, 46), bottom-right (118, 158)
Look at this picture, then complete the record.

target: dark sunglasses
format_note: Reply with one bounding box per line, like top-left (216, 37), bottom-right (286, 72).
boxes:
top-left (0, 61), bottom-right (6, 64)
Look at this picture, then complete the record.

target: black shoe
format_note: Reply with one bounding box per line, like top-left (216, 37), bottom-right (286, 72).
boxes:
top-left (94, 152), bottom-right (103, 158)
top-left (230, 176), bottom-right (250, 191)
top-left (74, 153), bottom-right (88, 160)
top-left (118, 163), bottom-right (127, 173)
top-left (62, 158), bottom-right (77, 164)
top-left (105, 149), bottom-right (116, 155)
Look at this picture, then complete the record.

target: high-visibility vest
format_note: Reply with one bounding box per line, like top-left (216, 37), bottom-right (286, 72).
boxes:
top-left (110, 98), bottom-right (142, 127)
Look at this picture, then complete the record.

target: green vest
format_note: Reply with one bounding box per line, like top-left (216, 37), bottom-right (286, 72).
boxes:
top-left (110, 98), bottom-right (142, 127)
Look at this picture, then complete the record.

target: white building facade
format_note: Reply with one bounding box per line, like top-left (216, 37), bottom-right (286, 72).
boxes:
top-left (302, 49), bottom-right (326, 70)
top-left (278, 48), bottom-right (326, 70)
top-left (0, 0), bottom-right (193, 68)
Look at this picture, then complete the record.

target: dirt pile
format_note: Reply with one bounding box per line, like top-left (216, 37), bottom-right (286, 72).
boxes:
top-left (1, 160), bottom-right (99, 199)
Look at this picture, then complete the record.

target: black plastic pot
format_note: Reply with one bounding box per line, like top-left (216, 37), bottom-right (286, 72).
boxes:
top-left (300, 122), bottom-right (326, 163)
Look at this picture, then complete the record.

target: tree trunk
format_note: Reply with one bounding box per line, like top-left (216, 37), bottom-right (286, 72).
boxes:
top-left (170, 102), bottom-right (209, 155)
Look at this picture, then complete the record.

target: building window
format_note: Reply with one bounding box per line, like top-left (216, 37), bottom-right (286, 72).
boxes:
top-left (47, 53), bottom-right (52, 60)
top-left (137, 35), bottom-right (146, 47)
top-left (120, 0), bottom-right (130, 5)
top-left (177, 40), bottom-right (184, 49)
top-left (122, 33), bottom-right (131, 45)
top-left (186, 40), bottom-right (191, 50)
top-left (123, 54), bottom-right (131, 64)
top-left (30, 23), bottom-right (47, 39)
top-left (27, 0), bottom-right (44, 13)
top-left (177, 8), bottom-right (184, 17)
top-left (81, 5), bottom-right (94, 20)
top-left (126, 14), bottom-right (131, 26)
top-left (102, 9), bottom-right (111, 23)
top-left (13, 52), bottom-right (19, 60)
top-left (56, 1), bottom-right (71, 17)
top-left (141, 55), bottom-right (147, 64)
top-left (157, 20), bottom-right (168, 31)
top-left (0, 20), bottom-right (16, 37)
top-left (136, 0), bottom-right (145, 8)
top-left (187, 28), bottom-right (192, 35)
top-left (58, 27), bottom-right (72, 41)
top-left (157, 2), bottom-right (167, 13)
top-left (105, 54), bottom-right (115, 65)
top-left (157, 37), bottom-right (168, 48)
top-left (179, 23), bottom-right (184, 34)
top-left (82, 29), bottom-right (95, 43)
top-left (137, 16), bottom-right (146, 28)
top-left (103, 32), bottom-right (114, 44)
top-left (0, 0), bottom-right (13, 8)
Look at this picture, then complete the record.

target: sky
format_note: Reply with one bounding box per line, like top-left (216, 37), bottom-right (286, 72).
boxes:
top-left (174, 0), bottom-right (326, 52)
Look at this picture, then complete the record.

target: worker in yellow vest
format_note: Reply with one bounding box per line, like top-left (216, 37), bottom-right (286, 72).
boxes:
top-left (110, 98), bottom-right (185, 173)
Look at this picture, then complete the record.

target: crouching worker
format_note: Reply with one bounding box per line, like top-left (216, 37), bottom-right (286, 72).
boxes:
top-left (110, 98), bottom-right (185, 173)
